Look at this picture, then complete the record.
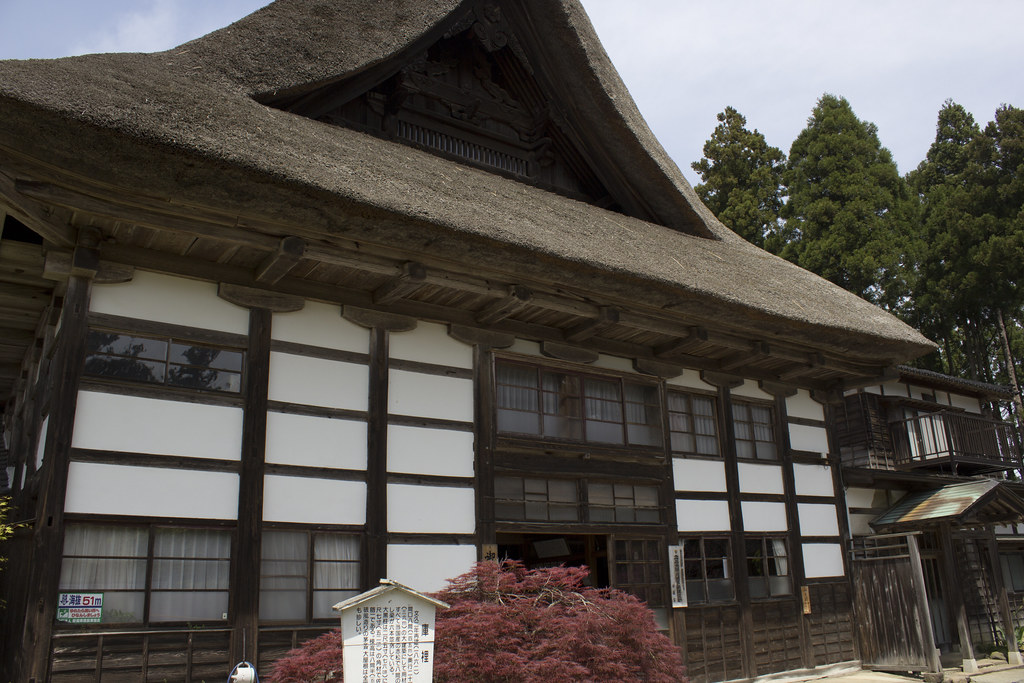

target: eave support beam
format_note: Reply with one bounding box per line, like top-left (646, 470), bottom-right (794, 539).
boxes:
top-left (255, 236), bottom-right (306, 285)
top-left (564, 306), bottom-right (619, 343)
top-left (373, 261), bottom-right (426, 306)
top-left (475, 285), bottom-right (533, 325)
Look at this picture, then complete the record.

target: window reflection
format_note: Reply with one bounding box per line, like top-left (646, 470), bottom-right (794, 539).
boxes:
top-left (85, 329), bottom-right (243, 394)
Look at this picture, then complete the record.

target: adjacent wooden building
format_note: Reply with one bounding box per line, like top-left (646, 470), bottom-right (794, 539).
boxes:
top-left (0, 0), bottom-right (947, 680)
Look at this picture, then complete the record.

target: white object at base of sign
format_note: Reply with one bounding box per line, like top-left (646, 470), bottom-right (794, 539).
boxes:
top-left (229, 661), bottom-right (257, 682)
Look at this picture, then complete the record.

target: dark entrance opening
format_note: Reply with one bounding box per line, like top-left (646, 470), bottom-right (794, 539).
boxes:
top-left (496, 532), bottom-right (611, 588)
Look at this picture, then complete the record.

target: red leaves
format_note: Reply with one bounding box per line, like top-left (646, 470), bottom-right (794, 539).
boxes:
top-left (267, 561), bottom-right (686, 683)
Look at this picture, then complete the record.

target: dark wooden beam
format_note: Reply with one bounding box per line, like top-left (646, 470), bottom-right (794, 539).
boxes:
top-left (342, 305), bottom-right (417, 332)
top-left (447, 324), bottom-right (515, 349)
top-left (719, 342), bottom-right (770, 373)
top-left (564, 306), bottom-right (619, 343)
top-left (475, 285), bottom-right (532, 325)
top-left (0, 173), bottom-right (76, 247)
top-left (541, 341), bottom-right (598, 364)
top-left (218, 283), bottom-right (305, 312)
top-left (229, 308), bottom-right (271, 666)
top-left (42, 251), bottom-right (134, 284)
top-left (255, 236), bottom-right (306, 285)
top-left (365, 328), bottom-right (389, 587)
top-left (654, 327), bottom-right (708, 358)
top-left (373, 261), bottom-right (427, 306)
top-left (632, 357), bottom-right (683, 379)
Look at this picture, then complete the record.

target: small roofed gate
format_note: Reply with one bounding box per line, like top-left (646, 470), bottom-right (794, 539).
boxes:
top-left (849, 534), bottom-right (941, 673)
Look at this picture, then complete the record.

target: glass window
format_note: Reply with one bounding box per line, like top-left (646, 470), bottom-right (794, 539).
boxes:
top-left (495, 360), bottom-right (661, 448)
top-left (260, 530), bottom-right (361, 621)
top-left (613, 538), bottom-right (666, 607)
top-left (1001, 552), bottom-right (1024, 593)
top-left (682, 537), bottom-right (734, 605)
top-left (59, 524), bottom-right (231, 624)
top-left (746, 536), bottom-right (791, 598)
top-left (732, 401), bottom-right (777, 460)
top-left (668, 392), bottom-right (720, 457)
top-left (589, 482), bottom-right (661, 523)
top-left (85, 329), bottom-right (243, 393)
top-left (494, 476), bottom-right (579, 522)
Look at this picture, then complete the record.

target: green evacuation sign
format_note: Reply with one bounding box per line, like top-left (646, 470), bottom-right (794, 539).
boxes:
top-left (57, 593), bottom-right (103, 623)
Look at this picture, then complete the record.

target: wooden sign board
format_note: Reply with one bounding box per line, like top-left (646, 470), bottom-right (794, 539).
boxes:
top-left (335, 580), bottom-right (449, 683)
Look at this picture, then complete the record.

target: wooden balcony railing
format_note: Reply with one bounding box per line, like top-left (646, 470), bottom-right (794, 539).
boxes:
top-left (890, 411), bottom-right (1021, 474)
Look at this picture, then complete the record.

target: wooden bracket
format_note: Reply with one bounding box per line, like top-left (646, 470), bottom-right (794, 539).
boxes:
top-left (475, 285), bottom-right (532, 325)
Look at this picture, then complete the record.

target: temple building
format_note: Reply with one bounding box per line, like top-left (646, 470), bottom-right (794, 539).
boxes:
top-left (3, 1), bottom-right (1015, 681)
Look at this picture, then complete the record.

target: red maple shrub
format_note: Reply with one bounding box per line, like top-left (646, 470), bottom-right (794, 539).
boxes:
top-left (266, 560), bottom-right (686, 683)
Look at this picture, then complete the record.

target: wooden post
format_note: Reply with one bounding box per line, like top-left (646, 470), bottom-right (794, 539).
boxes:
top-left (772, 390), bottom-right (815, 670)
top-left (986, 528), bottom-right (1022, 664)
top-left (940, 523), bottom-right (978, 672)
top-left (229, 307), bottom-right (271, 666)
top-left (473, 345), bottom-right (496, 553)
top-left (709, 377), bottom-right (757, 679)
top-left (20, 270), bottom-right (93, 683)
top-left (907, 533), bottom-right (943, 674)
top-left (364, 327), bottom-right (389, 585)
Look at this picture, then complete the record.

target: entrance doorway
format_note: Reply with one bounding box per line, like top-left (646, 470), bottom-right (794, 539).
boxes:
top-left (496, 532), bottom-right (668, 626)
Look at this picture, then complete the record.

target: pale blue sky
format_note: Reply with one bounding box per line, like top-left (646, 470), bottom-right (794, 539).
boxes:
top-left (2, 1), bottom-right (1022, 185)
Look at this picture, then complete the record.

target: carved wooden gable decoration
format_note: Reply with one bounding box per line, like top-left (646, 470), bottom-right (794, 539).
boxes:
top-left (264, 1), bottom-right (639, 219)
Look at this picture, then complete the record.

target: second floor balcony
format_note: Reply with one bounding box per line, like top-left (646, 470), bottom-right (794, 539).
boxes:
top-left (890, 410), bottom-right (1021, 475)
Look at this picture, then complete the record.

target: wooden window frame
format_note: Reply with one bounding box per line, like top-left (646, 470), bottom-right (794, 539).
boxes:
top-left (668, 390), bottom-right (721, 458)
top-left (493, 475), bottom-right (663, 526)
top-left (258, 528), bottom-right (362, 624)
top-left (494, 358), bottom-right (662, 449)
top-left (745, 535), bottom-right (793, 600)
top-left (680, 535), bottom-right (735, 606)
top-left (57, 522), bottom-right (232, 627)
top-left (84, 326), bottom-right (245, 395)
top-left (731, 399), bottom-right (778, 461)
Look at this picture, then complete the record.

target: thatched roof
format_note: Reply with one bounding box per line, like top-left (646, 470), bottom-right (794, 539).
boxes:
top-left (0, 0), bottom-right (933, 364)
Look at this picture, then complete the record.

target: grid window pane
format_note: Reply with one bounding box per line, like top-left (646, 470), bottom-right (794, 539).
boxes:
top-left (680, 537), bottom-right (734, 606)
top-left (669, 392), bottom-right (720, 457)
top-left (732, 401), bottom-right (777, 461)
top-left (495, 360), bottom-right (661, 447)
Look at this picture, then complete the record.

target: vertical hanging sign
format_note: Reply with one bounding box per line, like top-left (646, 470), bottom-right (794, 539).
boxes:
top-left (668, 545), bottom-right (687, 608)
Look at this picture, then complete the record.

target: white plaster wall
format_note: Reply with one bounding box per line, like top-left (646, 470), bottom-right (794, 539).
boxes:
top-left (268, 352), bottom-right (368, 411)
top-left (262, 475), bottom-right (366, 525)
top-left (592, 354), bottom-right (634, 373)
top-left (881, 380), bottom-right (908, 397)
top-left (798, 503), bottom-right (840, 536)
top-left (741, 501), bottom-right (788, 532)
top-left (676, 499), bottom-right (731, 532)
top-left (666, 370), bottom-right (716, 392)
top-left (386, 544), bottom-right (477, 592)
top-left (845, 487), bottom-right (880, 509)
top-left (803, 543), bottom-right (846, 578)
top-left (265, 412), bottom-right (367, 470)
top-left (848, 513), bottom-right (876, 536)
top-left (793, 464), bottom-right (834, 497)
top-left (72, 391), bottom-right (243, 460)
top-left (737, 462), bottom-right (784, 495)
top-left (789, 424), bottom-right (829, 456)
top-left (387, 425), bottom-right (474, 478)
top-left (671, 458), bottom-right (727, 493)
top-left (89, 271), bottom-right (250, 334)
top-left (390, 321), bottom-right (473, 369)
top-left (387, 484), bottom-right (475, 534)
top-left (949, 392), bottom-right (982, 413)
top-left (65, 462), bottom-right (239, 519)
top-left (907, 384), bottom-right (927, 400)
top-left (388, 371), bottom-right (473, 422)
top-left (35, 415), bottom-right (49, 469)
top-left (785, 390), bottom-right (824, 421)
top-left (271, 302), bottom-right (368, 352)
top-left (730, 381), bottom-right (773, 401)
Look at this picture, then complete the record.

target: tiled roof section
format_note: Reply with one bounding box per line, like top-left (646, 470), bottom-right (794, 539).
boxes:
top-left (872, 480), bottom-right (1024, 529)
top-left (898, 366), bottom-right (1014, 400)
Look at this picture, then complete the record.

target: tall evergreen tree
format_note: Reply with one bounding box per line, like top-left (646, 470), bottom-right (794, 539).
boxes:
top-left (779, 95), bottom-right (910, 305)
top-left (691, 107), bottom-right (786, 249)
top-left (905, 102), bottom-right (1024, 398)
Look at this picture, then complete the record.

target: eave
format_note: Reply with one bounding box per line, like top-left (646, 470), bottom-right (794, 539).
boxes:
top-left (0, 144), bottom-right (920, 411)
